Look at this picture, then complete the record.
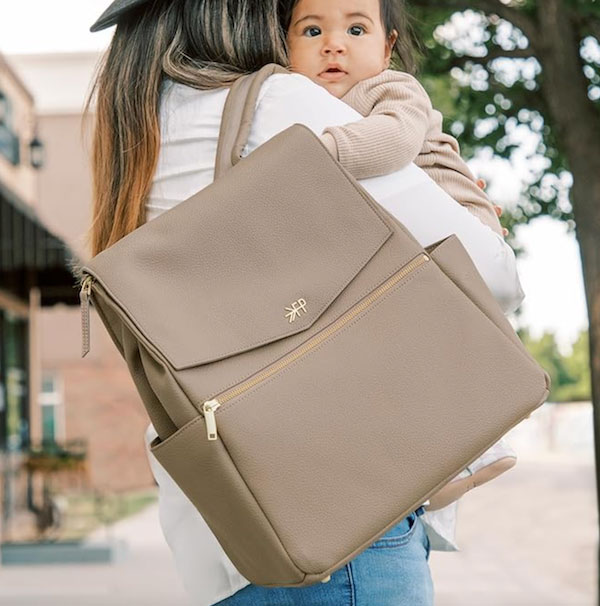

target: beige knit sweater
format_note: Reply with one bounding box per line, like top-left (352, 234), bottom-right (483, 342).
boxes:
top-left (321, 69), bottom-right (504, 237)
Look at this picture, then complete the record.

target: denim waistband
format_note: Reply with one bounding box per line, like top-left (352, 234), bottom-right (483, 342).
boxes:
top-left (414, 505), bottom-right (427, 517)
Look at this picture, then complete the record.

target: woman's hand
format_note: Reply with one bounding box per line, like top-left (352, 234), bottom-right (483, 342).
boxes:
top-left (477, 178), bottom-right (509, 238)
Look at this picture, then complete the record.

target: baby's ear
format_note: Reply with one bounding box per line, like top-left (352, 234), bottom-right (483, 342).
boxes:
top-left (384, 29), bottom-right (399, 65)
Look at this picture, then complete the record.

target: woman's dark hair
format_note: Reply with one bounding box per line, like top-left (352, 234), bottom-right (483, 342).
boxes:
top-left (84, 0), bottom-right (289, 256)
top-left (278, 0), bottom-right (418, 74)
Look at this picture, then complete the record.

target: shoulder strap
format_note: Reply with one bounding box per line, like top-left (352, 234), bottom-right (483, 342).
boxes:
top-left (214, 63), bottom-right (290, 180)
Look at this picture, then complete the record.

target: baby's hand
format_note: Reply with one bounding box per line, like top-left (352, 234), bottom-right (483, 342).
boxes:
top-left (477, 178), bottom-right (509, 238)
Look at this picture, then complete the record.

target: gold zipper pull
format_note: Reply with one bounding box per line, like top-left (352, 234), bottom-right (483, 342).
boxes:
top-left (80, 275), bottom-right (93, 358)
top-left (203, 399), bottom-right (222, 441)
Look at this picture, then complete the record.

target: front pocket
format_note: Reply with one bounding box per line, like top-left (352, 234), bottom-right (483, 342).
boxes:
top-left (190, 254), bottom-right (547, 573)
top-left (149, 416), bottom-right (306, 585)
top-left (197, 251), bottom-right (431, 441)
top-left (368, 513), bottom-right (418, 549)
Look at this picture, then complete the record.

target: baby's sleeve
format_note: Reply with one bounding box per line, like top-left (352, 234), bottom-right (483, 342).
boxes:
top-left (322, 70), bottom-right (432, 180)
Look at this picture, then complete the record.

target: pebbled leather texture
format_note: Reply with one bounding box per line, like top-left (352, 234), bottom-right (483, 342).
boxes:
top-left (82, 63), bottom-right (551, 587)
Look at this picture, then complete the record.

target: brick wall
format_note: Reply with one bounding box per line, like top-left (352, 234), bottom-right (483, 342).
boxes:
top-left (59, 352), bottom-right (155, 493)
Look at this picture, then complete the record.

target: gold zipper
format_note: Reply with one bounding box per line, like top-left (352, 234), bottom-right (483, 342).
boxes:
top-left (200, 252), bottom-right (430, 441)
top-left (203, 399), bottom-right (222, 440)
top-left (80, 274), bottom-right (94, 358)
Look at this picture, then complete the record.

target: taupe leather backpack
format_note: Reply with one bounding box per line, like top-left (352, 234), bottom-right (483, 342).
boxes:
top-left (79, 64), bottom-right (550, 587)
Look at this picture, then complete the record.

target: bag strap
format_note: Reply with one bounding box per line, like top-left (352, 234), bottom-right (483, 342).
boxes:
top-left (214, 63), bottom-right (290, 179)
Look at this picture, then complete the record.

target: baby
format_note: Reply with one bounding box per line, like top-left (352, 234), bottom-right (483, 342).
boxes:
top-left (282, 0), bottom-right (517, 520)
top-left (282, 0), bottom-right (505, 238)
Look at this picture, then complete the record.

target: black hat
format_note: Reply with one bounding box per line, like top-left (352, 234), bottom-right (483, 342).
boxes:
top-left (90, 0), bottom-right (153, 32)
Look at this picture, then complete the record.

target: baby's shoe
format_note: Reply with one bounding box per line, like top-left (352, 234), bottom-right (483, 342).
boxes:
top-left (424, 437), bottom-right (517, 511)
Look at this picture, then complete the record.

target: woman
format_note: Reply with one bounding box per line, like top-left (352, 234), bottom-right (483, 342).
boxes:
top-left (86, 1), bottom-right (525, 604)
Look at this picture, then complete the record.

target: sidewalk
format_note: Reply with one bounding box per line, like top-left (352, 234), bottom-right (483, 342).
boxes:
top-left (429, 456), bottom-right (597, 606)
top-left (0, 504), bottom-right (191, 606)
top-left (0, 455), bottom-right (596, 605)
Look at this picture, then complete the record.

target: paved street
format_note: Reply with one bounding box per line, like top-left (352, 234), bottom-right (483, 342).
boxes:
top-left (0, 503), bottom-right (191, 606)
top-left (429, 456), bottom-right (597, 606)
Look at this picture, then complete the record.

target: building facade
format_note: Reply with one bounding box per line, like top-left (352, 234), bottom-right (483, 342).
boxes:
top-left (6, 51), bottom-right (155, 500)
top-left (0, 52), bottom-right (81, 546)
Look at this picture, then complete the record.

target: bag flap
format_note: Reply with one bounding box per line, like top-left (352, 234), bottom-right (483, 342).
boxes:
top-left (84, 125), bottom-right (393, 370)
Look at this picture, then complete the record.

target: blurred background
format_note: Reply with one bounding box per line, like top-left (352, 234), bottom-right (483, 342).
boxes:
top-left (0, 1), bottom-right (597, 605)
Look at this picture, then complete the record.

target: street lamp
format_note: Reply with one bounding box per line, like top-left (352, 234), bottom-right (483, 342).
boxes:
top-left (29, 135), bottom-right (45, 170)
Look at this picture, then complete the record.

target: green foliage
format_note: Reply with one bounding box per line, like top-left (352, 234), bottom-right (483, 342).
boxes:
top-left (407, 0), bottom-right (600, 237)
top-left (565, 0), bottom-right (600, 19)
top-left (555, 329), bottom-right (592, 401)
top-left (518, 327), bottom-right (591, 402)
top-left (24, 440), bottom-right (87, 473)
top-left (60, 489), bottom-right (158, 541)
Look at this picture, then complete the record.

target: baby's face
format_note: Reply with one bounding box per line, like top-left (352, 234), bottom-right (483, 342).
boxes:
top-left (286, 0), bottom-right (394, 98)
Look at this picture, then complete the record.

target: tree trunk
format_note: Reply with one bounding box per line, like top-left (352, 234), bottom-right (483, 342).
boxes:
top-left (573, 201), bottom-right (600, 606)
top-left (536, 3), bottom-right (600, 604)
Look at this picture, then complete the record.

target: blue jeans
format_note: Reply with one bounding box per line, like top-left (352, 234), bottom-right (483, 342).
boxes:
top-left (214, 508), bottom-right (434, 606)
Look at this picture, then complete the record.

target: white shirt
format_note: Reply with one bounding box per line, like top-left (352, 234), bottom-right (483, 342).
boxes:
top-left (143, 72), bottom-right (525, 605)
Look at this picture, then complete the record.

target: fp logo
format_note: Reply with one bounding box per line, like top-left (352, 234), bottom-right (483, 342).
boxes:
top-left (284, 298), bottom-right (308, 323)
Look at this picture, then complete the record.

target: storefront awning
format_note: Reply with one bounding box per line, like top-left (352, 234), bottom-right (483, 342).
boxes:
top-left (0, 182), bottom-right (80, 307)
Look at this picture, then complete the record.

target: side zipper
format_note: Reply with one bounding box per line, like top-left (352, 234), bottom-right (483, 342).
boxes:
top-left (80, 274), bottom-right (94, 358)
top-left (199, 252), bottom-right (430, 442)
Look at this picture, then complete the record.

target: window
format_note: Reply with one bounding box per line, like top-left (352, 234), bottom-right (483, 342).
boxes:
top-left (0, 311), bottom-right (29, 452)
top-left (0, 89), bottom-right (12, 126)
top-left (0, 90), bottom-right (20, 165)
top-left (39, 371), bottom-right (64, 447)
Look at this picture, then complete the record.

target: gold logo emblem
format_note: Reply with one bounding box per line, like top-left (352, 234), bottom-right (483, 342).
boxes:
top-left (284, 298), bottom-right (307, 323)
